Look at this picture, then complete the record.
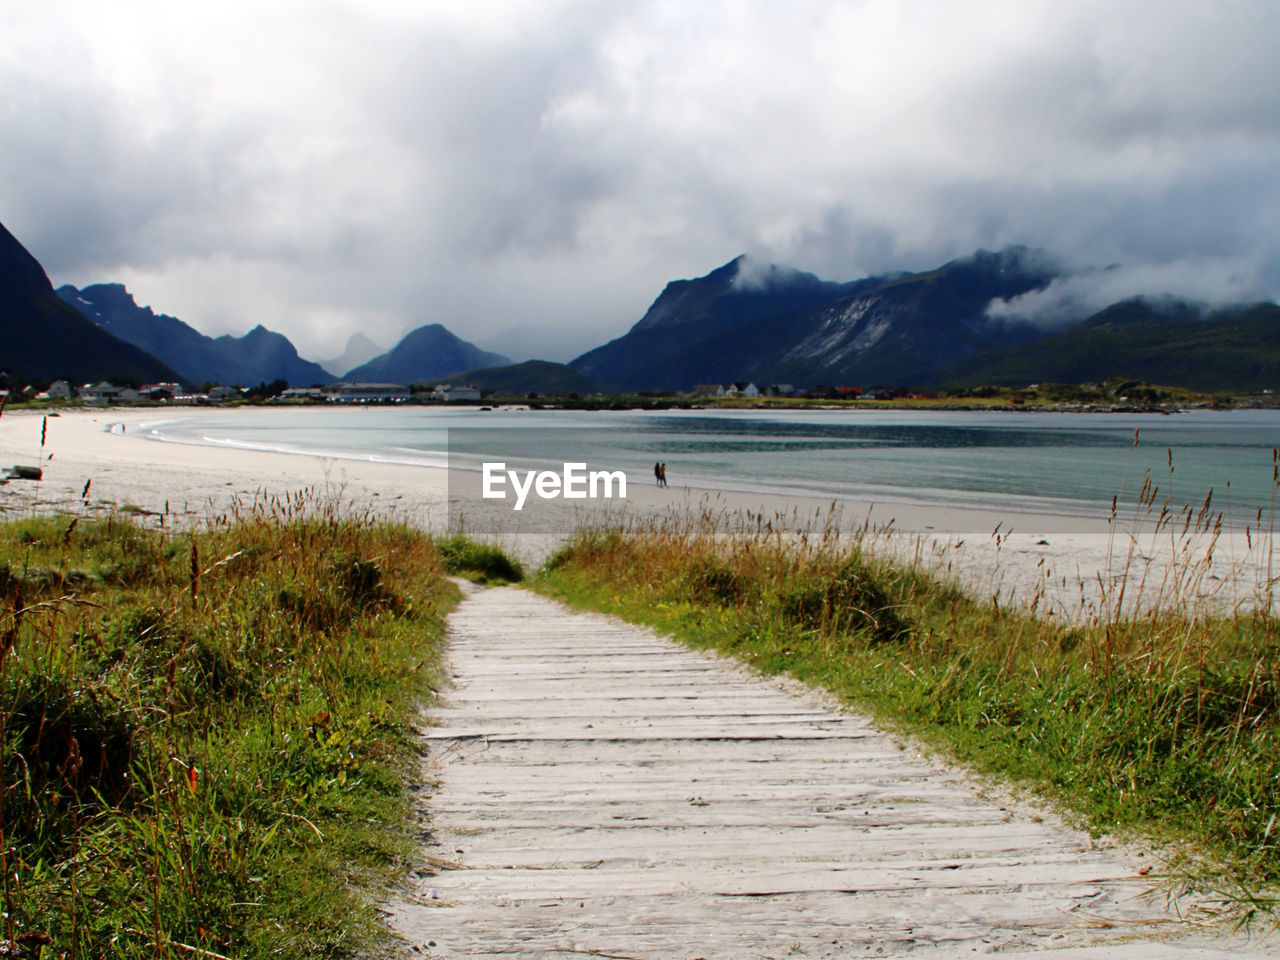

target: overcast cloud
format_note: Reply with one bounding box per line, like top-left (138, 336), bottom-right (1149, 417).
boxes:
top-left (3, 0), bottom-right (1278, 361)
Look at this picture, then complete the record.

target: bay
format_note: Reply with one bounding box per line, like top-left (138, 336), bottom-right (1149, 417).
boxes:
top-left (139, 407), bottom-right (1280, 523)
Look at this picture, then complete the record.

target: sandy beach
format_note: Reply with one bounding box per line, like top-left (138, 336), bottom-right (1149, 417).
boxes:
top-left (6, 406), bottom-right (1277, 957)
top-left (0, 406), bottom-right (1270, 619)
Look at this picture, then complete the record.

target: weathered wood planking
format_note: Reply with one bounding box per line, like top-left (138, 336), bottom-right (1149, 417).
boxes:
top-left (386, 588), bottom-right (1271, 959)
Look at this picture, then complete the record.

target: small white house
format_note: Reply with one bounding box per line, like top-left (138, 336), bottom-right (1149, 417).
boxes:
top-left (432, 384), bottom-right (481, 402)
top-left (724, 381), bottom-right (760, 398)
top-left (81, 381), bottom-right (123, 404)
top-left (46, 380), bottom-right (73, 399)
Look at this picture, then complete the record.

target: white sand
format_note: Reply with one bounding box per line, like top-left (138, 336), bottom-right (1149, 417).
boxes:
top-left (0, 406), bottom-right (1271, 618)
top-left (0, 406), bottom-right (453, 527)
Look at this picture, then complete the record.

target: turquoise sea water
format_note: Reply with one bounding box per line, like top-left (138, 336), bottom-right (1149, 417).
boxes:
top-left (139, 407), bottom-right (1280, 522)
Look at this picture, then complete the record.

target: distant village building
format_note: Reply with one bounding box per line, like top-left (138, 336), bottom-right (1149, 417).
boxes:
top-left (207, 386), bottom-right (243, 402)
top-left (763, 384), bottom-right (796, 397)
top-left (44, 380), bottom-right (73, 400)
top-left (692, 384), bottom-right (725, 397)
top-left (332, 382), bottom-right (410, 403)
top-left (81, 381), bottom-right (123, 404)
top-left (833, 386), bottom-right (862, 399)
top-left (724, 382), bottom-right (760, 398)
top-left (280, 387), bottom-right (325, 401)
top-left (139, 382), bottom-right (182, 401)
top-left (432, 384), bottom-right (481, 402)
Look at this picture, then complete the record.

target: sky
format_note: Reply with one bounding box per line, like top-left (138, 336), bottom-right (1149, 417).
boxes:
top-left (3, 0), bottom-right (1279, 363)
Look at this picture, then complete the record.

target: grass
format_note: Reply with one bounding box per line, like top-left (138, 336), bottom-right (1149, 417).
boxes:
top-left (435, 533), bottom-right (524, 584)
top-left (533, 505), bottom-right (1280, 921)
top-left (0, 502), bottom-right (476, 958)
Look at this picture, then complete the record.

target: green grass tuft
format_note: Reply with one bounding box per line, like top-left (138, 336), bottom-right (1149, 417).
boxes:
top-left (435, 534), bottom-right (524, 584)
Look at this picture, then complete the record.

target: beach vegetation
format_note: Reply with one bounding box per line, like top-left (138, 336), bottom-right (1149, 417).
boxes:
top-left (0, 507), bottom-right (462, 957)
top-left (435, 532), bottom-right (525, 584)
top-left (534, 506), bottom-right (1280, 918)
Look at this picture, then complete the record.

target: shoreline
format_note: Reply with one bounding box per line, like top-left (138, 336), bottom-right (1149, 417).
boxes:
top-left (0, 407), bottom-right (1271, 619)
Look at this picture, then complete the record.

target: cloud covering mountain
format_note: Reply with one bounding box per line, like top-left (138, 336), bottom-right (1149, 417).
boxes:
top-left (2, 1), bottom-right (1277, 360)
top-left (571, 248), bottom-right (1058, 391)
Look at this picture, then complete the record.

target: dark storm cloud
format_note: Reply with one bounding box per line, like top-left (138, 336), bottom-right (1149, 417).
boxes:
top-left (2, 0), bottom-right (1278, 361)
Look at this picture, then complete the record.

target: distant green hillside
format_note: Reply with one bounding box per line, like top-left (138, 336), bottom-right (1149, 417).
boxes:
top-left (440, 360), bottom-right (595, 396)
top-left (944, 300), bottom-right (1280, 393)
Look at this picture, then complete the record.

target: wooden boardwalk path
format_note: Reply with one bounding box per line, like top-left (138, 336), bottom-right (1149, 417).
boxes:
top-left (386, 587), bottom-right (1272, 959)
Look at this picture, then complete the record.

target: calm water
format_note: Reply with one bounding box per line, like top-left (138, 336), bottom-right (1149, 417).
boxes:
top-left (139, 407), bottom-right (1280, 521)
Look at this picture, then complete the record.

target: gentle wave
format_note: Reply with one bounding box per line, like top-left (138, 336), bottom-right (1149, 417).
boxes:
top-left (144, 427), bottom-right (452, 470)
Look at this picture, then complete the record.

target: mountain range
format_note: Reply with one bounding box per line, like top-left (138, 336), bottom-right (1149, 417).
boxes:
top-left (52, 273), bottom-right (510, 389)
top-left (5, 212), bottom-right (1279, 394)
top-left (569, 249), bottom-right (1058, 391)
top-left (57, 283), bottom-right (337, 388)
top-left (566, 251), bottom-right (1280, 393)
top-left (0, 218), bottom-right (509, 390)
top-left (343, 324), bottom-right (509, 383)
top-left (319, 332), bottom-right (385, 376)
top-left (0, 221), bottom-right (181, 385)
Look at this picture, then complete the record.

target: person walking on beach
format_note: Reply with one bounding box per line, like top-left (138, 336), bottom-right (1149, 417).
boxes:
top-left (658, 462), bottom-right (668, 488)
top-left (654, 462), bottom-right (662, 486)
